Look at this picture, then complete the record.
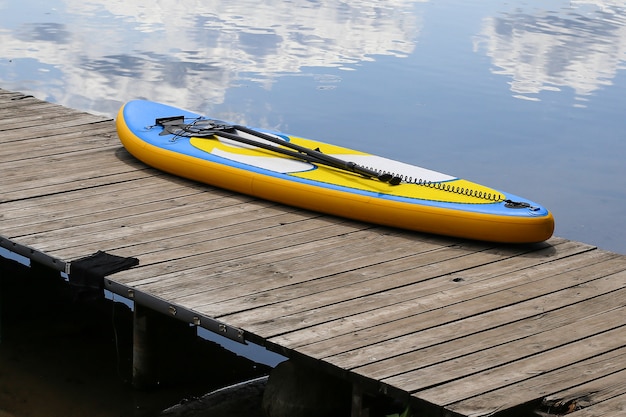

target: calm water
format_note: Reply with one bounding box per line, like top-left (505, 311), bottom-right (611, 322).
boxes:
top-left (1, 0), bottom-right (625, 254)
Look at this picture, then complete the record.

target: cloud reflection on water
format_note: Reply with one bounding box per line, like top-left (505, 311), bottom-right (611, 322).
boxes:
top-left (3, 0), bottom-right (626, 113)
top-left (474, 1), bottom-right (626, 105)
top-left (0, 0), bottom-right (424, 116)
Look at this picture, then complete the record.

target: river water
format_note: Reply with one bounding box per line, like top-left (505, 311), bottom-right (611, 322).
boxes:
top-left (1, 0), bottom-right (625, 415)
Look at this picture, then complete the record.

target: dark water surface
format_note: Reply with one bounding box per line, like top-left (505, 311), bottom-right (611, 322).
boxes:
top-left (0, 257), bottom-right (272, 417)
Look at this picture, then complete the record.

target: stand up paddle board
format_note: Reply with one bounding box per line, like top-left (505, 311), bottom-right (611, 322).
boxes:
top-left (116, 100), bottom-right (554, 243)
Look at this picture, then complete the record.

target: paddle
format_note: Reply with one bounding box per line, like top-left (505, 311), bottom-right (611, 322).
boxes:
top-left (156, 117), bottom-right (402, 185)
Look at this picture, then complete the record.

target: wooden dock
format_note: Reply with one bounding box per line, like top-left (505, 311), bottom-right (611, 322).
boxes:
top-left (1, 88), bottom-right (625, 417)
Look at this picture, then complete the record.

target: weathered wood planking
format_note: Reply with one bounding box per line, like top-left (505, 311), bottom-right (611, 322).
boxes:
top-left (539, 371), bottom-right (626, 416)
top-left (1, 89), bottom-right (625, 417)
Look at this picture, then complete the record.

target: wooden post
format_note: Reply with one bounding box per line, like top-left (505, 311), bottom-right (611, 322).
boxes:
top-left (132, 303), bottom-right (159, 388)
top-left (132, 303), bottom-right (197, 389)
top-left (352, 383), bottom-right (369, 417)
top-left (0, 272), bottom-right (3, 345)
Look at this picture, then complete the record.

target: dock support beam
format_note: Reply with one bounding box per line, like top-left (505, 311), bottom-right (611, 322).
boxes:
top-left (0, 271), bottom-right (3, 344)
top-left (132, 303), bottom-right (196, 389)
top-left (352, 383), bottom-right (368, 417)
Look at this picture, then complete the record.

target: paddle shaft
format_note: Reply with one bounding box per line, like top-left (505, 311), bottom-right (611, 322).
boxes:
top-left (210, 130), bottom-right (354, 170)
top-left (232, 125), bottom-right (388, 180)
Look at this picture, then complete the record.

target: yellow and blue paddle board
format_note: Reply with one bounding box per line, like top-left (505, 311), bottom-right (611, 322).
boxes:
top-left (116, 100), bottom-right (554, 243)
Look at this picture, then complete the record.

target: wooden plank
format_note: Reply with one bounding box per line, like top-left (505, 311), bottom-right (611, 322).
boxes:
top-left (565, 393), bottom-right (626, 417)
top-left (443, 347), bottom-right (626, 417)
top-left (0, 170), bottom-right (155, 203)
top-left (0, 174), bottom-right (204, 221)
top-left (0, 107), bottom-right (106, 130)
top-left (565, 395), bottom-right (626, 417)
top-left (383, 302), bottom-right (626, 393)
top-left (300, 253), bottom-right (619, 366)
top-left (205, 241), bottom-right (507, 321)
top-left (0, 96), bottom-right (54, 112)
top-left (0, 123), bottom-right (118, 160)
top-left (0, 90), bottom-right (48, 101)
top-left (350, 282), bottom-right (626, 381)
top-left (2, 158), bottom-right (145, 199)
top-left (416, 324), bottom-right (626, 409)
top-left (199, 250), bottom-right (618, 327)
top-left (0, 104), bottom-right (82, 124)
top-left (50, 203), bottom-right (311, 262)
top-left (2, 147), bottom-right (138, 187)
top-left (332, 251), bottom-right (621, 368)
top-left (0, 101), bottom-right (62, 119)
top-left (1, 181), bottom-right (224, 236)
top-left (1, 154), bottom-right (142, 199)
top-left (0, 119), bottom-right (115, 144)
top-left (537, 369), bottom-right (626, 416)
top-left (216, 239), bottom-right (488, 331)
top-left (221, 239), bottom-right (572, 337)
top-left (0, 97), bottom-right (76, 111)
top-left (126, 227), bottom-right (392, 297)
top-left (0, 89), bottom-right (26, 100)
top-left (175, 233), bottom-right (467, 317)
top-left (106, 216), bottom-right (359, 298)
top-left (287, 250), bottom-right (620, 362)
top-left (0, 119), bottom-right (113, 143)
top-left (11, 191), bottom-right (259, 251)
top-left (265, 241), bottom-right (600, 353)
top-left (111, 217), bottom-right (366, 289)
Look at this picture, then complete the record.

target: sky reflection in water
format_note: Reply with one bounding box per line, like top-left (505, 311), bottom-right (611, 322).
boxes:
top-left (0, 0), bottom-right (625, 253)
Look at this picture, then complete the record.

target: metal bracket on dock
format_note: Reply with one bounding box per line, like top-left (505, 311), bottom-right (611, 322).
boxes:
top-left (0, 235), bottom-right (67, 272)
top-left (104, 278), bottom-right (247, 344)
